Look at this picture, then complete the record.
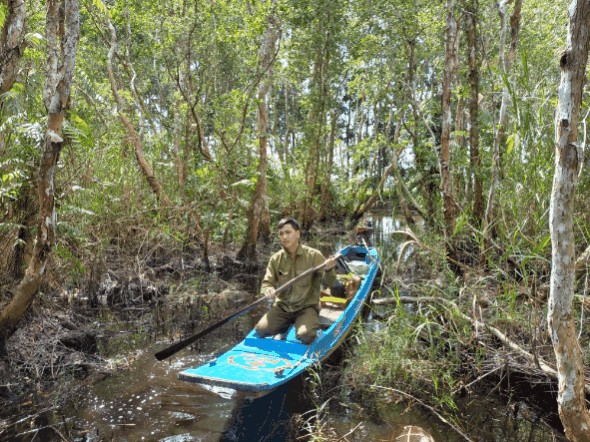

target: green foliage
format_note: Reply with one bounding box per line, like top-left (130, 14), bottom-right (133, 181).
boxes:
top-left (0, 3), bottom-right (7, 28)
top-left (0, 161), bottom-right (26, 202)
top-left (0, 0), bottom-right (578, 292)
top-left (55, 241), bottom-right (86, 283)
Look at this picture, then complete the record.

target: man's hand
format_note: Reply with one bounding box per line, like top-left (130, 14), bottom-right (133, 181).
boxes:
top-left (264, 288), bottom-right (276, 300)
top-left (324, 256), bottom-right (337, 271)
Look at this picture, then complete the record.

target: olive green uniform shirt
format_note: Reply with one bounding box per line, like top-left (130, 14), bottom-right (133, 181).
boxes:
top-left (261, 244), bottom-right (336, 313)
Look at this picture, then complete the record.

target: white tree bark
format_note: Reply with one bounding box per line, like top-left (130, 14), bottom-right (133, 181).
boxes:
top-left (549, 1), bottom-right (590, 439)
top-left (483, 0), bottom-right (522, 249)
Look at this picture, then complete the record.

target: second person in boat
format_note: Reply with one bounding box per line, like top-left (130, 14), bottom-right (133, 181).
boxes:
top-left (254, 217), bottom-right (337, 345)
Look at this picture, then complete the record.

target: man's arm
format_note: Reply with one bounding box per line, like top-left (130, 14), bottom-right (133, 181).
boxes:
top-left (260, 255), bottom-right (278, 297)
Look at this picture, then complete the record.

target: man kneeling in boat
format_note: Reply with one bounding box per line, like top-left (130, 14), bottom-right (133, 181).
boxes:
top-left (254, 217), bottom-right (337, 345)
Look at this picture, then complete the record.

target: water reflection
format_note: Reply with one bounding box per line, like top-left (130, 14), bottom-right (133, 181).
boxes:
top-left (75, 351), bottom-right (233, 441)
top-left (370, 214), bottom-right (401, 248)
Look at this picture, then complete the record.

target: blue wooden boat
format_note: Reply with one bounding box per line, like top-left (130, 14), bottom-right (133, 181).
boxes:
top-left (178, 244), bottom-right (379, 396)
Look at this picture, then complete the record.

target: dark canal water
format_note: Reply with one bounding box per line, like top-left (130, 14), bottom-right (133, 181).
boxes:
top-left (67, 213), bottom-right (565, 441)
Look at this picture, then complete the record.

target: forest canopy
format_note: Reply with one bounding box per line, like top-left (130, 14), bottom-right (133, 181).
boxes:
top-left (0, 0), bottom-right (569, 258)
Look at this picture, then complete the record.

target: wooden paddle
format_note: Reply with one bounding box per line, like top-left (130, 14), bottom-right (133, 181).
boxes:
top-left (154, 254), bottom-right (341, 361)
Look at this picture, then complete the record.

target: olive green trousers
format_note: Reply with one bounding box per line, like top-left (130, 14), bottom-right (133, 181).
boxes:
top-left (254, 304), bottom-right (319, 345)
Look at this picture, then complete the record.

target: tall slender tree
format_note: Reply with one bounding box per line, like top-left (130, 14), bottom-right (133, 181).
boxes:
top-left (104, 8), bottom-right (171, 207)
top-left (483, 0), bottom-right (522, 248)
top-left (297, 0), bottom-right (342, 229)
top-left (237, 2), bottom-right (280, 261)
top-left (548, 0), bottom-right (590, 439)
top-left (466, 0), bottom-right (483, 225)
top-left (0, 0), bottom-right (80, 353)
top-left (441, 0), bottom-right (459, 250)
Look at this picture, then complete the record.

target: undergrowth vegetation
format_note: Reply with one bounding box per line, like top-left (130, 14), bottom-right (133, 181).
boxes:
top-left (330, 229), bottom-right (571, 440)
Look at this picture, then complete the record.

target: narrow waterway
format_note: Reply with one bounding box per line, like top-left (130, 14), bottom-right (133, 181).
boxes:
top-left (67, 212), bottom-right (565, 441)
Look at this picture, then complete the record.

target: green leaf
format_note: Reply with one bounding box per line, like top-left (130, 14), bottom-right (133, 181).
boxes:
top-left (533, 234), bottom-right (551, 255)
top-left (0, 4), bottom-right (7, 29)
top-left (506, 134), bottom-right (515, 155)
top-left (92, 0), bottom-right (108, 14)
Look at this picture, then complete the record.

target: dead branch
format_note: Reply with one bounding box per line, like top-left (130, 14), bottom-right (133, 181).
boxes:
top-left (373, 294), bottom-right (590, 395)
